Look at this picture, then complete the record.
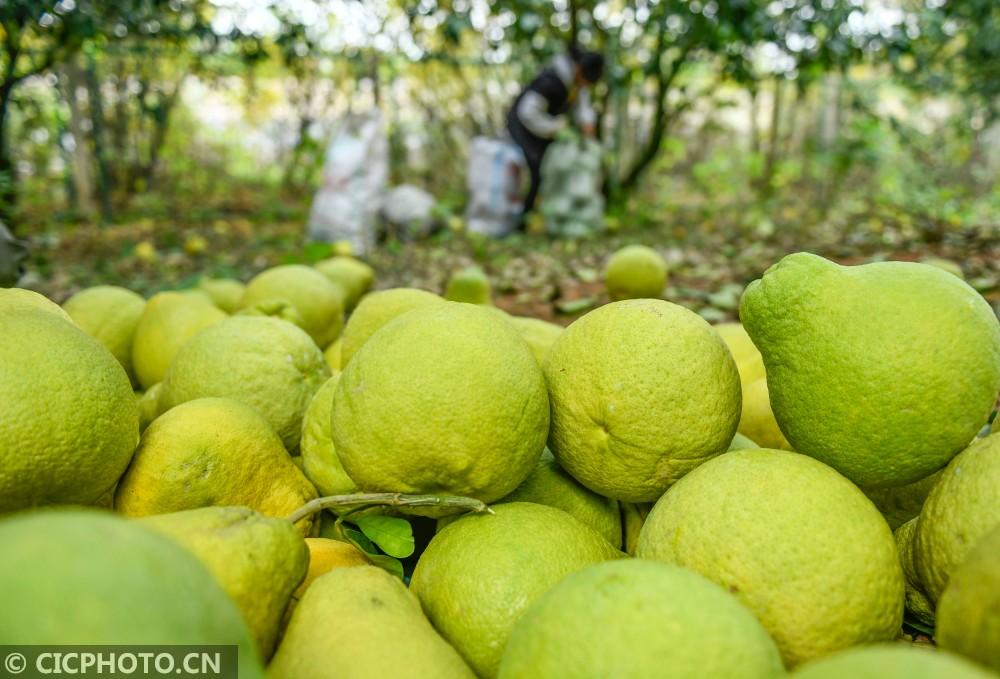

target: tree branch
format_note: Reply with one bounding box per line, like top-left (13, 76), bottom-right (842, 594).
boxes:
top-left (286, 492), bottom-right (494, 525)
top-left (619, 31), bottom-right (694, 192)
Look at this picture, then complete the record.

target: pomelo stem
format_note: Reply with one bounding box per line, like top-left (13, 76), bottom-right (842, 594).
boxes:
top-left (286, 493), bottom-right (494, 524)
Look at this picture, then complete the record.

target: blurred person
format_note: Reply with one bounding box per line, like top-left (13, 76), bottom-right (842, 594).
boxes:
top-left (507, 46), bottom-right (604, 228)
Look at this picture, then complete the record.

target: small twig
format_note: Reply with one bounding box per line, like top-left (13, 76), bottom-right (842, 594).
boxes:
top-left (286, 492), bottom-right (494, 525)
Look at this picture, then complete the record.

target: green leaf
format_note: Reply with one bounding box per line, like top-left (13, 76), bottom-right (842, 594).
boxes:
top-left (355, 515), bottom-right (415, 558)
top-left (366, 553), bottom-right (405, 580)
top-left (301, 241), bottom-right (334, 263)
top-left (697, 307), bottom-right (728, 323)
top-left (706, 283), bottom-right (744, 311)
top-left (555, 296), bottom-right (597, 315)
top-left (903, 616), bottom-right (935, 637)
top-left (342, 527), bottom-right (377, 555)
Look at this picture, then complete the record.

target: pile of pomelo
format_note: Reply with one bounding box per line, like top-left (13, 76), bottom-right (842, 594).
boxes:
top-left (2, 247), bottom-right (1000, 679)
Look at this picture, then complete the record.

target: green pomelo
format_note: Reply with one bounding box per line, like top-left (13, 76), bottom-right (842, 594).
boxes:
top-left (300, 373), bottom-right (357, 497)
top-left (544, 299), bottom-right (741, 502)
top-left (0, 309), bottom-right (138, 512)
top-left (132, 291), bottom-right (227, 390)
top-left (339, 287), bottom-right (444, 367)
top-left (791, 645), bottom-right (993, 679)
top-left (410, 502), bottom-right (623, 678)
top-left (63, 285), bottom-right (146, 385)
top-left (159, 315), bottom-right (330, 450)
top-left (498, 559), bottom-right (784, 679)
top-left (740, 253), bottom-right (1000, 488)
top-left (333, 303), bottom-right (548, 506)
top-left (314, 256), bottom-right (374, 311)
top-left (508, 316), bottom-right (564, 365)
top-left (445, 266), bottom-right (492, 304)
top-left (239, 264), bottom-right (344, 347)
top-left (0, 509), bottom-right (263, 677)
top-left (637, 449), bottom-right (903, 667)
top-left (269, 566), bottom-right (475, 679)
top-left (142, 506), bottom-right (308, 659)
top-left (914, 433), bottom-right (1000, 604)
top-left (603, 244), bottom-right (667, 301)
top-left (495, 449), bottom-right (620, 547)
top-left (937, 524), bottom-right (1000, 673)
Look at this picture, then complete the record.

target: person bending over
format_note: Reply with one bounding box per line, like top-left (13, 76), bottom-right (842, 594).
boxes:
top-left (506, 47), bottom-right (604, 228)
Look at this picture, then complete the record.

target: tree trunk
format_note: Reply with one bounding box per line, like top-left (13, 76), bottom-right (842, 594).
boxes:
top-left (618, 37), bottom-right (692, 194)
top-left (61, 60), bottom-right (97, 218)
top-left (819, 72), bottom-right (839, 150)
top-left (139, 78), bottom-right (183, 187)
top-left (0, 82), bottom-right (15, 224)
top-left (781, 85), bottom-right (803, 160)
top-left (758, 76), bottom-right (785, 200)
top-left (111, 57), bottom-right (131, 191)
top-left (84, 53), bottom-right (114, 222)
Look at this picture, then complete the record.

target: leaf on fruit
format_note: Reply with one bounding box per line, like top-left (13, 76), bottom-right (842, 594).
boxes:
top-left (366, 553), bottom-right (406, 580)
top-left (355, 515), bottom-right (415, 558)
top-left (902, 616), bottom-right (935, 637)
top-left (342, 527), bottom-right (377, 555)
top-left (555, 296), bottom-right (596, 314)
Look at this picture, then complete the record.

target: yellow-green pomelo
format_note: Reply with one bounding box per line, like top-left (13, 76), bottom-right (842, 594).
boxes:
top-left (63, 285), bottom-right (146, 385)
top-left (115, 398), bottom-right (316, 534)
top-left (791, 645), bottom-right (993, 679)
top-left (0, 509), bottom-right (263, 677)
top-left (240, 264), bottom-right (344, 347)
top-left (445, 266), bottom-right (492, 304)
top-left (0, 309), bottom-right (138, 512)
top-left (159, 315), bottom-right (330, 450)
top-left (333, 303), bottom-right (548, 505)
top-left (604, 244), bottom-right (667, 301)
top-left (497, 449), bottom-right (620, 547)
top-left (544, 299), bottom-right (741, 502)
top-left (895, 518), bottom-right (936, 627)
top-left (339, 287), bottom-right (444, 366)
top-left (498, 560), bottom-right (784, 679)
top-left (197, 277), bottom-right (245, 313)
top-left (509, 316), bottom-right (563, 365)
top-left (914, 433), bottom-right (1000, 603)
top-left (864, 470), bottom-right (942, 531)
top-left (300, 373), bottom-right (356, 496)
top-left (314, 256), bottom-right (374, 311)
top-left (0, 287), bottom-right (72, 321)
top-left (132, 291), bottom-right (227, 389)
top-left (142, 506), bottom-right (307, 659)
top-left (137, 382), bottom-right (162, 431)
top-left (738, 378), bottom-right (792, 450)
top-left (620, 502), bottom-right (651, 556)
top-left (411, 502), bottom-right (623, 678)
top-left (323, 337), bottom-right (342, 371)
top-left (920, 257), bottom-right (965, 280)
top-left (716, 322), bottom-right (766, 387)
top-left (269, 566), bottom-right (476, 679)
top-left (740, 253), bottom-right (1000, 488)
top-left (234, 296), bottom-right (306, 329)
top-left (637, 449), bottom-right (903, 667)
top-left (937, 525), bottom-right (1000, 672)
top-left (729, 432), bottom-right (760, 450)
top-left (295, 538), bottom-right (371, 598)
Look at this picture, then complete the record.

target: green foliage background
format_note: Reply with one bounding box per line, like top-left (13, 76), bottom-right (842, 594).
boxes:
top-left (0, 1), bottom-right (997, 310)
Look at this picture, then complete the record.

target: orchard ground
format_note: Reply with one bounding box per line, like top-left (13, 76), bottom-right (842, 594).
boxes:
top-left (19, 189), bottom-right (1000, 324)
